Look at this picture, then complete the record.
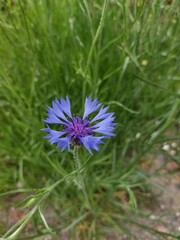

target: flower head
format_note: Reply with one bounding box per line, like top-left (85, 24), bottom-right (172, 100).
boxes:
top-left (42, 96), bottom-right (116, 154)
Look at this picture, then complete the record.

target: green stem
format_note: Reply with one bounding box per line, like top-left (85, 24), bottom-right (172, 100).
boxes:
top-left (82, 0), bottom-right (109, 101)
top-left (73, 147), bottom-right (92, 210)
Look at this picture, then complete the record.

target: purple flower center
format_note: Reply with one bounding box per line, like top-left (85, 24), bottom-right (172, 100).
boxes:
top-left (65, 117), bottom-right (93, 144)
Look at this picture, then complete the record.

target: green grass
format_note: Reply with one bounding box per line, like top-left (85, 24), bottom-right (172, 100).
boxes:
top-left (0, 0), bottom-right (180, 239)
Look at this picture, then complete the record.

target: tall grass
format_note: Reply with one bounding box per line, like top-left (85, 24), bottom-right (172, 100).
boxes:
top-left (0, 0), bottom-right (179, 239)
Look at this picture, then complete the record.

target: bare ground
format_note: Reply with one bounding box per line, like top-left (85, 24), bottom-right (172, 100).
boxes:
top-left (0, 153), bottom-right (179, 240)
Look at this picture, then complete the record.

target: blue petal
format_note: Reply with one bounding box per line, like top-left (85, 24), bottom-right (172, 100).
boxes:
top-left (93, 114), bottom-right (115, 128)
top-left (83, 96), bottom-right (101, 119)
top-left (56, 136), bottom-right (71, 152)
top-left (90, 106), bottom-right (110, 123)
top-left (92, 115), bottom-right (116, 136)
top-left (79, 136), bottom-right (104, 154)
top-left (59, 96), bottom-right (72, 118)
top-left (52, 98), bottom-right (69, 122)
top-left (93, 127), bottom-right (116, 136)
top-left (42, 127), bottom-right (66, 144)
top-left (44, 106), bottom-right (65, 124)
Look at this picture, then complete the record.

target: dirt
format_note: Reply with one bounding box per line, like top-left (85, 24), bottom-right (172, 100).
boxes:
top-left (106, 153), bottom-right (180, 240)
top-left (0, 152), bottom-right (179, 239)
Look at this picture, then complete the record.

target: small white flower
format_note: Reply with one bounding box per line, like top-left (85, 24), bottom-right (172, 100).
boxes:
top-left (135, 133), bottom-right (141, 139)
top-left (172, 142), bottom-right (177, 148)
top-left (170, 150), bottom-right (176, 156)
top-left (162, 144), bottom-right (170, 151)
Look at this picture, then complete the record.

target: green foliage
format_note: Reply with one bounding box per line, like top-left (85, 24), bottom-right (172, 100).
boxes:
top-left (0, 0), bottom-right (179, 239)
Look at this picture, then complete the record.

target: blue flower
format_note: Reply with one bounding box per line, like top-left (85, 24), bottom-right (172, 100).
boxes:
top-left (42, 96), bottom-right (116, 154)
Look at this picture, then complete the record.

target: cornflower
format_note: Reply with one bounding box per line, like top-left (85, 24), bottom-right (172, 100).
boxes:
top-left (42, 96), bottom-right (116, 154)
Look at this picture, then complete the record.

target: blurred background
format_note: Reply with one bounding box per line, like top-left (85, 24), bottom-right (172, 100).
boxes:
top-left (0, 0), bottom-right (179, 239)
